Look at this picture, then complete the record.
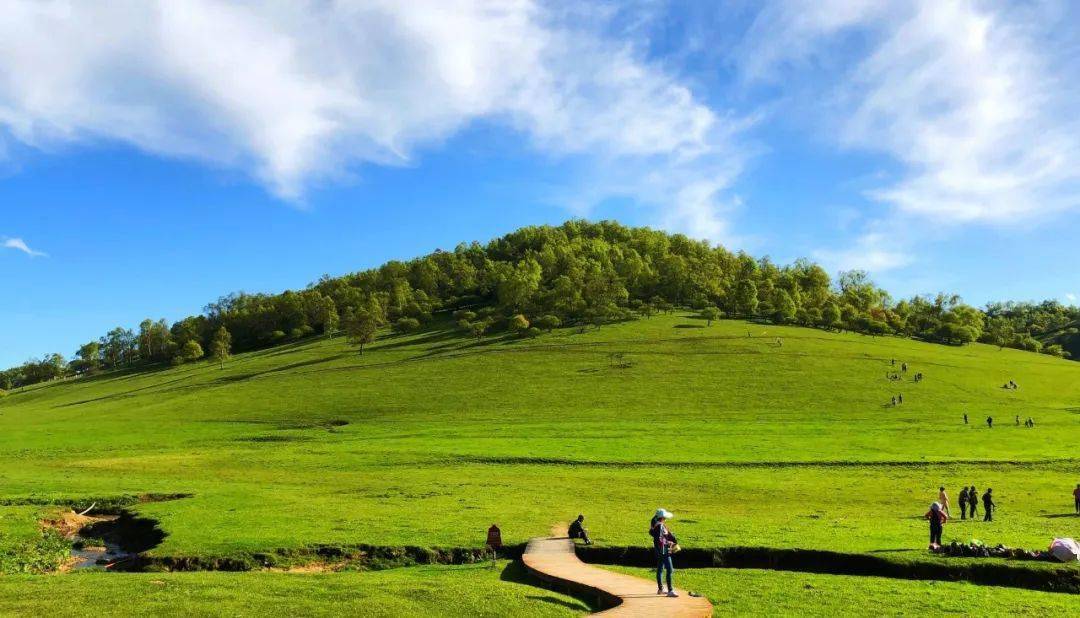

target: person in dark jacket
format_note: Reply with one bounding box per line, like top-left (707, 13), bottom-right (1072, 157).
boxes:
top-left (568, 514), bottom-right (592, 545)
top-left (968, 486), bottom-right (978, 519)
top-left (649, 509), bottom-right (679, 597)
top-left (925, 502), bottom-right (948, 547)
top-left (958, 487), bottom-right (969, 520)
top-left (983, 488), bottom-right (995, 521)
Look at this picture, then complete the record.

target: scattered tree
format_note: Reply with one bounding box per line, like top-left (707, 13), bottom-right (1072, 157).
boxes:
top-left (700, 306), bottom-right (721, 326)
top-left (393, 317), bottom-right (421, 334)
top-left (210, 327), bottom-right (232, 369)
top-left (343, 310), bottom-right (378, 355)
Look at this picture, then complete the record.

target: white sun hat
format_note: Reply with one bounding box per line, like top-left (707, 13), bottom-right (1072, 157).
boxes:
top-left (654, 508), bottom-right (674, 519)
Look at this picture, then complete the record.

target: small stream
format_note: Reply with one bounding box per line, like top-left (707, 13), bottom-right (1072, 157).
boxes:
top-left (69, 511), bottom-right (165, 571)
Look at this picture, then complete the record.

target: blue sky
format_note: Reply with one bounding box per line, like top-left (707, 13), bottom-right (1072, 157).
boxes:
top-left (2, 0), bottom-right (1078, 367)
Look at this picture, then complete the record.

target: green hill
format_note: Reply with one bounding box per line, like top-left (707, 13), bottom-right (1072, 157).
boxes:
top-left (2, 312), bottom-right (1079, 612)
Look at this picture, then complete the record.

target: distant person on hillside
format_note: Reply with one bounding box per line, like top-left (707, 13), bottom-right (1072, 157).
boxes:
top-left (1028, 418), bottom-right (1035, 428)
top-left (891, 396), bottom-right (897, 406)
top-left (925, 502), bottom-right (948, 548)
top-left (968, 486), bottom-right (978, 519)
top-left (958, 487), bottom-right (969, 520)
top-left (964, 413), bottom-right (968, 425)
top-left (568, 514), bottom-right (592, 545)
top-left (649, 509), bottom-right (679, 598)
top-left (938, 486), bottom-right (951, 516)
top-left (986, 416), bottom-right (993, 428)
top-left (891, 359), bottom-right (896, 366)
top-left (898, 394), bottom-right (903, 404)
top-left (982, 489), bottom-right (995, 522)
top-left (1074, 484), bottom-right (1080, 515)
top-left (1016, 415), bottom-right (1020, 426)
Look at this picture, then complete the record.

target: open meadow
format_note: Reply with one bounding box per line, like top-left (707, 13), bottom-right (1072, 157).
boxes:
top-left (2, 314), bottom-right (1079, 613)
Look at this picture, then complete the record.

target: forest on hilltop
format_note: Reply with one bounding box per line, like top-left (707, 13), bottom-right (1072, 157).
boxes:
top-left (3, 220), bottom-right (1078, 390)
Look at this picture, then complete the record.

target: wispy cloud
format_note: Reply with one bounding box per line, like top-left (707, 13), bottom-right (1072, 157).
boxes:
top-left (2, 237), bottom-right (47, 257)
top-left (813, 230), bottom-right (911, 274)
top-left (0, 0), bottom-right (751, 241)
top-left (741, 0), bottom-right (1080, 225)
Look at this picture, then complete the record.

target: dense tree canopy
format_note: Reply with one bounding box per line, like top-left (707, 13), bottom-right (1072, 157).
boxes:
top-left (4, 221), bottom-right (1077, 389)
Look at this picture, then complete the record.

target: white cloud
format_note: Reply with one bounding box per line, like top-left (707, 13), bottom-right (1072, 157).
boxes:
top-left (813, 230), bottom-right (911, 274)
top-left (2, 237), bottom-right (47, 257)
top-left (741, 0), bottom-right (1080, 225)
top-left (1066, 293), bottom-right (1077, 303)
top-left (0, 0), bottom-right (750, 240)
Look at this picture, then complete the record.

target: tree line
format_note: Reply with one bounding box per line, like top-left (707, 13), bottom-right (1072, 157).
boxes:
top-left (2, 220), bottom-right (1076, 391)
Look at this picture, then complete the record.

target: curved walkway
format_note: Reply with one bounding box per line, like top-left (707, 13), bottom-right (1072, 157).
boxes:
top-left (522, 530), bottom-right (712, 617)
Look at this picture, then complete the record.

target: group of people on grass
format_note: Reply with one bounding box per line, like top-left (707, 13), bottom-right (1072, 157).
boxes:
top-left (566, 483), bottom-right (1080, 596)
top-left (926, 485), bottom-right (996, 547)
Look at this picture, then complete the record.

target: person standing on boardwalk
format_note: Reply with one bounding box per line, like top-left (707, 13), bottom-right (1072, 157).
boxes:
top-left (938, 486), bottom-right (951, 516)
top-left (968, 486), bottom-right (978, 519)
top-left (925, 502), bottom-right (948, 548)
top-left (649, 509), bottom-right (679, 598)
top-left (982, 489), bottom-right (995, 521)
top-left (958, 487), bottom-right (969, 519)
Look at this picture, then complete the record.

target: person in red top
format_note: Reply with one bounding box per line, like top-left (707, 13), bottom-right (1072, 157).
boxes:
top-left (1073, 484), bottom-right (1080, 515)
top-left (924, 502), bottom-right (948, 548)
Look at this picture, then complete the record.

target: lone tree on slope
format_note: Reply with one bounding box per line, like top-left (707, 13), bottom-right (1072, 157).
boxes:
top-left (210, 326), bottom-right (232, 370)
top-left (343, 309), bottom-right (378, 355)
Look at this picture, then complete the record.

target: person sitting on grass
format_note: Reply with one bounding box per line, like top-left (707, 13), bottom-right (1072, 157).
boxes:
top-left (568, 514), bottom-right (592, 545)
top-left (925, 502), bottom-right (948, 548)
top-left (649, 509), bottom-right (679, 598)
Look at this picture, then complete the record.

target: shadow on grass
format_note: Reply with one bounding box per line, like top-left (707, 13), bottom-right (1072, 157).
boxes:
top-left (1040, 513), bottom-right (1079, 518)
top-left (502, 561), bottom-right (597, 612)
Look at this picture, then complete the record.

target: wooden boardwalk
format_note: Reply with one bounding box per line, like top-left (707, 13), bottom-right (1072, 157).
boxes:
top-left (522, 532), bottom-right (713, 617)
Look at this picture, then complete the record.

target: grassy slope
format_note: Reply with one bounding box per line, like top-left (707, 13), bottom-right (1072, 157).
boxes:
top-left (2, 314), bottom-right (1079, 611)
top-left (605, 566), bottom-right (1076, 616)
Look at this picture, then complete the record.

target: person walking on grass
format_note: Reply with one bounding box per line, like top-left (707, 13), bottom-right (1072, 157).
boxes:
top-left (925, 502), bottom-right (948, 548)
top-left (938, 486), bottom-right (951, 517)
top-left (958, 487), bottom-right (969, 520)
top-left (968, 486), bottom-right (978, 520)
top-left (649, 509), bottom-right (679, 597)
top-left (1073, 484), bottom-right (1080, 515)
top-left (964, 413), bottom-right (968, 425)
top-left (987, 416), bottom-right (993, 428)
top-left (983, 488), bottom-right (995, 522)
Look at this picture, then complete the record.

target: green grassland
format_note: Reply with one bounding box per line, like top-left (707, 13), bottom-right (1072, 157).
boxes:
top-left (0, 563), bottom-right (588, 617)
top-left (2, 314), bottom-right (1079, 612)
top-left (604, 566), bottom-right (1079, 616)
